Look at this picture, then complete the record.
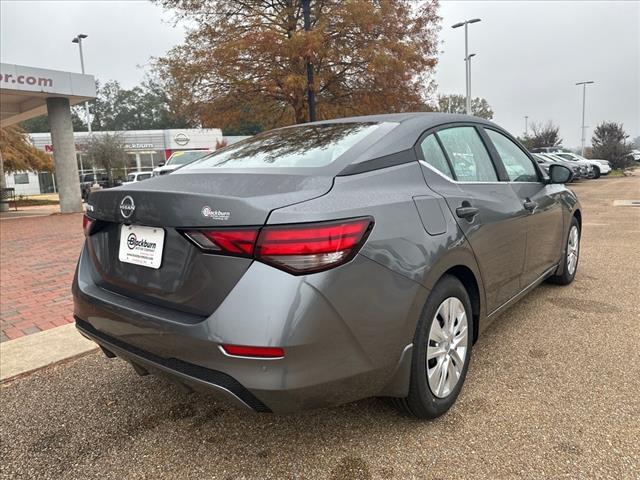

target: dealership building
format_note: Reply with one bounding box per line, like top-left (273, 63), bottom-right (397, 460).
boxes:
top-left (5, 128), bottom-right (249, 196)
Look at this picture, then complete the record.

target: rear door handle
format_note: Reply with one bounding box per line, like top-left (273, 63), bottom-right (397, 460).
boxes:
top-left (523, 200), bottom-right (538, 212)
top-left (456, 206), bottom-right (479, 220)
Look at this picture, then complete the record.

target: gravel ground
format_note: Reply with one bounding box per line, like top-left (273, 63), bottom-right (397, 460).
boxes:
top-left (1, 175), bottom-right (639, 480)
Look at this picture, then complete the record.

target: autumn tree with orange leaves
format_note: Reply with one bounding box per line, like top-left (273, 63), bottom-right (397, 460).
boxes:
top-left (0, 126), bottom-right (53, 173)
top-left (155, 0), bottom-right (441, 132)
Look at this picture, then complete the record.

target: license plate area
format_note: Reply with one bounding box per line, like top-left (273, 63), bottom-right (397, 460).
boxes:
top-left (118, 225), bottom-right (165, 269)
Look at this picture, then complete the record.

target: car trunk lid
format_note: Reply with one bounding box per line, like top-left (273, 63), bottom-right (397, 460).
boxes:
top-left (84, 172), bottom-right (333, 316)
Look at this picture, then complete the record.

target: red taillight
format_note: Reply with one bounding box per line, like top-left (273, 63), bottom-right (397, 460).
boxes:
top-left (182, 228), bottom-right (259, 255)
top-left (181, 217), bottom-right (373, 274)
top-left (83, 214), bottom-right (94, 236)
top-left (255, 218), bottom-right (372, 274)
top-left (221, 344), bottom-right (284, 359)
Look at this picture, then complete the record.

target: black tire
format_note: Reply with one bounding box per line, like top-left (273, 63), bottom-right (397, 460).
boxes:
top-left (592, 167), bottom-right (600, 179)
top-left (393, 275), bottom-right (473, 419)
top-left (548, 216), bottom-right (580, 285)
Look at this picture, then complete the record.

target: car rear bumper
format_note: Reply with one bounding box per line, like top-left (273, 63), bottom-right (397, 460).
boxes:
top-left (73, 246), bottom-right (425, 413)
top-left (75, 317), bottom-right (271, 411)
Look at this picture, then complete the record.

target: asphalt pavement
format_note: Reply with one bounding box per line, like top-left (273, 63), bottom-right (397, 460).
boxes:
top-left (1, 174), bottom-right (638, 479)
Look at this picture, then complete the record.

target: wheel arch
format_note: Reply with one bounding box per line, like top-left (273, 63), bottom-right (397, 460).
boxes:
top-left (441, 265), bottom-right (481, 344)
top-left (573, 208), bottom-right (582, 232)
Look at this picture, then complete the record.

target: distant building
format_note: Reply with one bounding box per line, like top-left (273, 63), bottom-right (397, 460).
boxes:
top-left (4, 129), bottom-right (251, 195)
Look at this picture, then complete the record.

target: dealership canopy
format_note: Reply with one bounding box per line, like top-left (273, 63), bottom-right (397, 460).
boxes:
top-left (0, 63), bottom-right (95, 126)
top-left (0, 63), bottom-right (96, 213)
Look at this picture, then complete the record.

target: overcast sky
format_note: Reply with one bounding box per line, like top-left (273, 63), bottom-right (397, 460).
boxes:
top-left (1, 0), bottom-right (638, 147)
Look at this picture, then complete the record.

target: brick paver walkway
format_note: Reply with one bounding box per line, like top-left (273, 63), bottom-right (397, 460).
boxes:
top-left (0, 213), bottom-right (84, 342)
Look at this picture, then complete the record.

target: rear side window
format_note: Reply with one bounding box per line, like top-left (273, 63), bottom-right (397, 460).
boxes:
top-left (183, 123), bottom-right (381, 170)
top-left (437, 127), bottom-right (498, 182)
top-left (420, 134), bottom-right (453, 178)
top-left (486, 130), bottom-right (539, 182)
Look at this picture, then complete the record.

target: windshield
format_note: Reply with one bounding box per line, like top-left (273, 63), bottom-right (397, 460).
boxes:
top-left (556, 153), bottom-right (578, 161)
top-left (181, 123), bottom-right (381, 171)
top-left (166, 151), bottom-right (211, 166)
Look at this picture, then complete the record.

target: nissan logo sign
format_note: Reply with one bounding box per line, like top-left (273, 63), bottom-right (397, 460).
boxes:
top-left (174, 132), bottom-right (190, 146)
top-left (120, 196), bottom-right (135, 219)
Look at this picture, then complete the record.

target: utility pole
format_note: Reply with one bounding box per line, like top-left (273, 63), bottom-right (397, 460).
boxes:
top-left (576, 81), bottom-right (594, 156)
top-left (525, 116), bottom-right (529, 136)
top-left (301, 0), bottom-right (317, 122)
top-left (452, 18), bottom-right (481, 115)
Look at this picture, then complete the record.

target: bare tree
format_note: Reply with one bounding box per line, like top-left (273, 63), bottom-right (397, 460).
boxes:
top-left (519, 121), bottom-right (562, 150)
top-left (437, 94), bottom-right (494, 119)
top-left (86, 132), bottom-right (127, 185)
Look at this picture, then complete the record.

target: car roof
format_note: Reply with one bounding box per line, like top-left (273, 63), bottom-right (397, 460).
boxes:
top-left (307, 111), bottom-right (495, 128)
top-left (302, 112), bottom-right (504, 169)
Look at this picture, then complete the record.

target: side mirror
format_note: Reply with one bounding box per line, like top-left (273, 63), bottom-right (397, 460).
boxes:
top-left (548, 164), bottom-right (572, 184)
top-left (158, 162), bottom-right (165, 167)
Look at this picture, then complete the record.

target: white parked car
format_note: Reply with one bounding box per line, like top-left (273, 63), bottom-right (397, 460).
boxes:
top-left (152, 150), bottom-right (213, 176)
top-left (122, 171), bottom-right (153, 185)
top-left (552, 152), bottom-right (611, 177)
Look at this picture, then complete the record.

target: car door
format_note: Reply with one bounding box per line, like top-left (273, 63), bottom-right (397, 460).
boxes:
top-left (417, 125), bottom-right (529, 313)
top-left (483, 128), bottom-right (564, 287)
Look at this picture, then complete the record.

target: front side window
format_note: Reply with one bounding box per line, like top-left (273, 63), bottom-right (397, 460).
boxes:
top-left (436, 127), bottom-right (498, 182)
top-left (182, 123), bottom-right (381, 170)
top-left (486, 130), bottom-right (539, 182)
top-left (420, 134), bottom-right (453, 178)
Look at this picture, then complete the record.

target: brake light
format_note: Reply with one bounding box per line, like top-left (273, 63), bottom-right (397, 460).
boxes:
top-left (82, 214), bottom-right (94, 236)
top-left (221, 344), bottom-right (284, 359)
top-left (181, 217), bottom-right (373, 274)
top-left (255, 218), bottom-right (373, 274)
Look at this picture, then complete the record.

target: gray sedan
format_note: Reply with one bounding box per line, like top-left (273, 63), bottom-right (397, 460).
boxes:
top-left (74, 113), bottom-right (581, 419)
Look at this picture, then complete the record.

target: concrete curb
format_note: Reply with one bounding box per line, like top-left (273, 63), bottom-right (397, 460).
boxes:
top-left (0, 323), bottom-right (97, 382)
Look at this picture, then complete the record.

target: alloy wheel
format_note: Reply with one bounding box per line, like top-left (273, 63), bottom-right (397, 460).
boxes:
top-left (567, 225), bottom-right (579, 275)
top-left (426, 297), bottom-right (468, 398)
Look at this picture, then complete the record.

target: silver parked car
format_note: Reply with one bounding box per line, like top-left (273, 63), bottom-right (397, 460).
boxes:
top-left (75, 113), bottom-right (581, 419)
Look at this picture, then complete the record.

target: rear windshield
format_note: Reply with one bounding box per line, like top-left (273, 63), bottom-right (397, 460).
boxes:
top-left (181, 123), bottom-right (381, 170)
top-left (167, 151), bottom-right (211, 166)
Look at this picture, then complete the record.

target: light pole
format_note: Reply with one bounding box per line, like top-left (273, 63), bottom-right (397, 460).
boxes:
top-left (72, 33), bottom-right (90, 177)
top-left (576, 80), bottom-right (594, 156)
top-left (452, 18), bottom-right (481, 115)
top-left (72, 34), bottom-right (91, 133)
top-left (525, 116), bottom-right (529, 136)
top-left (467, 53), bottom-right (476, 114)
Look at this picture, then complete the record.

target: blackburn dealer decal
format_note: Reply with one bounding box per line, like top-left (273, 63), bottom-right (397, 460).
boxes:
top-left (118, 225), bottom-right (165, 269)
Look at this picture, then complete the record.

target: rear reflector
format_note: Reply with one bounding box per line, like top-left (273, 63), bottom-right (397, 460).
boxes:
top-left (82, 214), bottom-right (94, 236)
top-left (221, 344), bottom-right (284, 359)
top-left (181, 216), bottom-right (373, 275)
top-left (183, 228), bottom-right (258, 255)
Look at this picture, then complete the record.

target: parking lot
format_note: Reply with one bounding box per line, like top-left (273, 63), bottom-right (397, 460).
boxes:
top-left (1, 175), bottom-right (638, 479)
